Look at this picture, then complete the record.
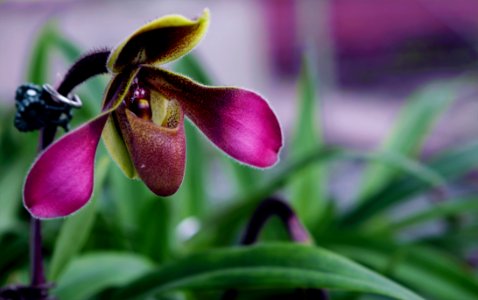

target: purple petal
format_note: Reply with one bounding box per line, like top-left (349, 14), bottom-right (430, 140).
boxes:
top-left (24, 115), bottom-right (108, 219)
top-left (114, 102), bottom-right (186, 196)
top-left (24, 71), bottom-right (137, 219)
top-left (102, 68), bottom-right (140, 111)
top-left (141, 67), bottom-right (283, 168)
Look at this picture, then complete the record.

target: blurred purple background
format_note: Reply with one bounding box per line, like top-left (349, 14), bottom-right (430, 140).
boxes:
top-left (1, 0), bottom-right (478, 151)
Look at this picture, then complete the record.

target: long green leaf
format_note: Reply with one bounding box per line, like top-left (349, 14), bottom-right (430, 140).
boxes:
top-left (112, 244), bottom-right (423, 300)
top-left (54, 252), bottom-right (154, 300)
top-left (342, 139), bottom-right (478, 226)
top-left (379, 196), bottom-right (478, 233)
top-left (189, 147), bottom-right (443, 249)
top-left (330, 240), bottom-right (478, 300)
top-left (27, 22), bottom-right (57, 83)
top-left (359, 81), bottom-right (456, 201)
top-left (182, 120), bottom-right (208, 218)
top-left (419, 224), bottom-right (478, 253)
top-left (49, 157), bottom-right (110, 281)
top-left (108, 165), bottom-right (151, 235)
top-left (0, 163), bottom-right (27, 234)
top-left (137, 196), bottom-right (173, 263)
top-left (290, 54), bottom-right (327, 229)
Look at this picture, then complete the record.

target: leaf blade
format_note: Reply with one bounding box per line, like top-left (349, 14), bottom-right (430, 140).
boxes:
top-left (54, 252), bottom-right (154, 300)
top-left (359, 81), bottom-right (456, 201)
top-left (290, 54), bottom-right (327, 229)
top-left (342, 139), bottom-right (478, 226)
top-left (112, 244), bottom-right (424, 300)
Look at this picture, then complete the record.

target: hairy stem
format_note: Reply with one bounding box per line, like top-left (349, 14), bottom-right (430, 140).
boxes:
top-left (57, 49), bottom-right (110, 96)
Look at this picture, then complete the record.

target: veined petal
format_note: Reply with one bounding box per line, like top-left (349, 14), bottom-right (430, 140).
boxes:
top-left (114, 101), bottom-right (186, 196)
top-left (107, 9), bottom-right (210, 73)
top-left (141, 67), bottom-right (283, 168)
top-left (24, 72), bottom-right (136, 219)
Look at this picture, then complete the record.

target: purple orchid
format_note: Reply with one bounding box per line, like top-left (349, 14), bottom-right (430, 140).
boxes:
top-left (23, 9), bottom-right (283, 219)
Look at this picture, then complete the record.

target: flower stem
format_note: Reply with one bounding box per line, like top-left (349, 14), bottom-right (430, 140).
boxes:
top-left (26, 49), bottom-right (111, 299)
top-left (57, 49), bottom-right (110, 96)
top-left (240, 196), bottom-right (311, 245)
top-left (29, 125), bottom-right (57, 291)
top-left (30, 218), bottom-right (46, 287)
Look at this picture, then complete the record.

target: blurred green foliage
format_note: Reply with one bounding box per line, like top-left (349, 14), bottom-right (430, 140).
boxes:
top-left (0, 22), bottom-right (477, 300)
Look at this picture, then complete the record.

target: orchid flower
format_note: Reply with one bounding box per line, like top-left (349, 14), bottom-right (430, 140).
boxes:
top-left (24, 10), bottom-right (283, 219)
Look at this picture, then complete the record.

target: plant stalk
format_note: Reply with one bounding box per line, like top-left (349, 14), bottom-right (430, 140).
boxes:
top-left (29, 125), bottom-right (57, 292)
top-left (27, 49), bottom-right (110, 299)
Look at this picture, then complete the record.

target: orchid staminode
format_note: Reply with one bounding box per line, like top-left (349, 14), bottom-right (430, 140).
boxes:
top-left (24, 9), bottom-right (283, 219)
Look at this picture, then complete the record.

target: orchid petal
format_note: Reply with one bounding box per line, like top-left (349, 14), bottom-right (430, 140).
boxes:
top-left (24, 71), bottom-right (136, 219)
top-left (102, 69), bottom-right (140, 178)
top-left (102, 116), bottom-right (137, 178)
top-left (114, 102), bottom-right (186, 196)
top-left (107, 9), bottom-right (210, 73)
top-left (102, 68), bottom-right (140, 111)
top-left (141, 67), bottom-right (283, 168)
top-left (24, 115), bottom-right (108, 219)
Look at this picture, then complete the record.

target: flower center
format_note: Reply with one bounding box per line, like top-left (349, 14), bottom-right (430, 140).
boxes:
top-left (124, 78), bottom-right (181, 129)
top-left (127, 81), bottom-right (152, 120)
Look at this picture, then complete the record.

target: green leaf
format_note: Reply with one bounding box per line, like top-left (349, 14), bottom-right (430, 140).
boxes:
top-left (51, 31), bottom-right (82, 62)
top-left (181, 120), bottom-right (208, 218)
top-left (420, 224), bottom-right (478, 253)
top-left (0, 163), bottom-right (27, 234)
top-left (188, 147), bottom-right (339, 249)
top-left (49, 157), bottom-right (110, 281)
top-left (54, 252), bottom-right (154, 300)
top-left (290, 54), bottom-right (327, 229)
top-left (379, 196), bottom-right (478, 233)
top-left (330, 240), bottom-right (478, 300)
top-left (0, 234), bottom-right (28, 284)
top-left (358, 81), bottom-right (456, 201)
top-left (342, 139), bottom-right (478, 226)
top-left (112, 244), bottom-right (423, 300)
top-left (27, 22), bottom-right (57, 83)
top-left (190, 147), bottom-right (443, 249)
top-left (137, 196), bottom-right (173, 263)
top-left (108, 165), bottom-right (151, 234)
top-left (174, 53), bottom-right (213, 85)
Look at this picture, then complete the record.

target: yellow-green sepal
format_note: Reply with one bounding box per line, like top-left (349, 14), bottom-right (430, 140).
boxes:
top-left (102, 115), bottom-right (138, 179)
top-left (107, 9), bottom-right (210, 72)
top-left (100, 68), bottom-right (140, 179)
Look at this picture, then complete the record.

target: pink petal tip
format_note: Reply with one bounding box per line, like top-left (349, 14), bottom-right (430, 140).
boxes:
top-left (24, 116), bottom-right (108, 219)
